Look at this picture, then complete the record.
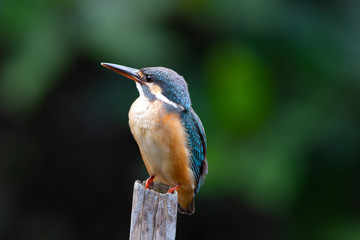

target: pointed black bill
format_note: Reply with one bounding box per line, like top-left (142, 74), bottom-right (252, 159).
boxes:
top-left (101, 62), bottom-right (141, 83)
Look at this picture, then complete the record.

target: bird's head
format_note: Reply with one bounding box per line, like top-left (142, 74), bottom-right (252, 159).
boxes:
top-left (101, 63), bottom-right (191, 111)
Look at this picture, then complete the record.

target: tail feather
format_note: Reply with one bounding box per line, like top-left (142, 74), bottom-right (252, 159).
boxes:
top-left (178, 197), bottom-right (195, 215)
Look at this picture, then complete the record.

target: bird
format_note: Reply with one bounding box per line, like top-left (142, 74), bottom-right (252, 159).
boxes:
top-left (101, 62), bottom-right (207, 215)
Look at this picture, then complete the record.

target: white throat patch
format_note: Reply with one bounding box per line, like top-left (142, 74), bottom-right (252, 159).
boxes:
top-left (135, 82), bottom-right (144, 96)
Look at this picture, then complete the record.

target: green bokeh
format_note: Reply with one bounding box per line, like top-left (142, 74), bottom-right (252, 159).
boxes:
top-left (206, 42), bottom-right (274, 134)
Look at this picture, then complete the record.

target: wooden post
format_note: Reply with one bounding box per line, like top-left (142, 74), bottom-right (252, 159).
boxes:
top-left (129, 180), bottom-right (178, 240)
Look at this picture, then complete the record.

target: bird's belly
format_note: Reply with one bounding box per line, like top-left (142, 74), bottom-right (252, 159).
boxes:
top-left (136, 129), bottom-right (171, 178)
top-left (128, 98), bottom-right (193, 188)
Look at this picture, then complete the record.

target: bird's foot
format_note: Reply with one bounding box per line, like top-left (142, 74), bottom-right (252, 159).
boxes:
top-left (145, 176), bottom-right (155, 189)
top-left (167, 184), bottom-right (181, 194)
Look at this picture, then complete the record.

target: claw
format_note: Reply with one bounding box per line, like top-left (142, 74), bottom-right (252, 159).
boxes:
top-left (167, 184), bottom-right (181, 194)
top-left (145, 176), bottom-right (155, 189)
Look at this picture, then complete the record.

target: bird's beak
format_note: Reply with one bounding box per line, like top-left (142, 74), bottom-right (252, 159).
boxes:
top-left (101, 62), bottom-right (142, 84)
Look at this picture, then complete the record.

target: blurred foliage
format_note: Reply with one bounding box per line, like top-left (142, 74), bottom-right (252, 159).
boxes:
top-left (206, 42), bottom-right (274, 134)
top-left (1, 0), bottom-right (360, 239)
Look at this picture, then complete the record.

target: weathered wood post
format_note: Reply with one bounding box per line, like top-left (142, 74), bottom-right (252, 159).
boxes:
top-left (129, 180), bottom-right (178, 240)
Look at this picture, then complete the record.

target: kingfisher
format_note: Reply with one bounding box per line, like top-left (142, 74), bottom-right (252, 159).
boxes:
top-left (101, 62), bottom-right (207, 215)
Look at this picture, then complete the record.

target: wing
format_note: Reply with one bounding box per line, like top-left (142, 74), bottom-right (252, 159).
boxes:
top-left (181, 108), bottom-right (208, 193)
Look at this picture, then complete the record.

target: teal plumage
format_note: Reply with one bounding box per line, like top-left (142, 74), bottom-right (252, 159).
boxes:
top-left (181, 109), bottom-right (207, 193)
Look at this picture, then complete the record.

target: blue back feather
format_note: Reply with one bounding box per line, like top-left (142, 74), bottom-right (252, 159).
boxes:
top-left (181, 109), bottom-right (207, 193)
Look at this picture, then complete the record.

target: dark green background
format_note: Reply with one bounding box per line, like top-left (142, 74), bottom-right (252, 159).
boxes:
top-left (1, 0), bottom-right (360, 239)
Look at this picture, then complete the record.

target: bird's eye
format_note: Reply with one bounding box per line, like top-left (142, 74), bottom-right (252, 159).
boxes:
top-left (146, 75), bottom-right (152, 82)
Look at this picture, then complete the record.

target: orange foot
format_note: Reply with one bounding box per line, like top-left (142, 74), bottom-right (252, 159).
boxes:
top-left (168, 184), bottom-right (181, 194)
top-left (145, 176), bottom-right (155, 189)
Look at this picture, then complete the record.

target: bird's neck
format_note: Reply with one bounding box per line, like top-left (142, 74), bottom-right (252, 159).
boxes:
top-left (128, 96), bottom-right (163, 132)
top-left (135, 82), bottom-right (184, 111)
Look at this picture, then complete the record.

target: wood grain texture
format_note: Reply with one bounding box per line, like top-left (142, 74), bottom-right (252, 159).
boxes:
top-left (129, 180), bottom-right (177, 240)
